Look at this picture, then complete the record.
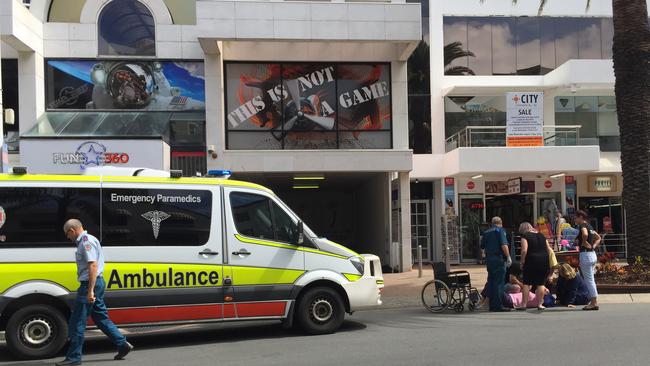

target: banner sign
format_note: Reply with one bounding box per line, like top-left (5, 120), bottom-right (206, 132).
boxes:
top-left (46, 60), bottom-right (205, 111)
top-left (20, 139), bottom-right (170, 174)
top-left (444, 177), bottom-right (456, 216)
top-left (507, 178), bottom-right (522, 194)
top-left (225, 63), bottom-right (391, 150)
top-left (565, 176), bottom-right (576, 216)
top-left (506, 92), bottom-right (543, 147)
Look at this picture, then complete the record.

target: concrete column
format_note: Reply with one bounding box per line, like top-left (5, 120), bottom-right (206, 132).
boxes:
top-left (391, 60), bottom-right (409, 150)
top-left (429, 4), bottom-right (445, 154)
top-left (432, 178), bottom-right (444, 261)
top-left (203, 51), bottom-right (224, 170)
top-left (17, 51), bottom-right (44, 135)
top-left (399, 171), bottom-right (412, 271)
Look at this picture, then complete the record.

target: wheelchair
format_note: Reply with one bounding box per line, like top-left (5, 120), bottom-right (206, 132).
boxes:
top-left (421, 262), bottom-right (481, 313)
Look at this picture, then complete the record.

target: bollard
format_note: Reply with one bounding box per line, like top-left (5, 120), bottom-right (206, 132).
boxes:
top-left (417, 245), bottom-right (423, 278)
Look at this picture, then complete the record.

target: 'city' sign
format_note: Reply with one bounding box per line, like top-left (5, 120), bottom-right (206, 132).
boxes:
top-left (506, 92), bottom-right (544, 147)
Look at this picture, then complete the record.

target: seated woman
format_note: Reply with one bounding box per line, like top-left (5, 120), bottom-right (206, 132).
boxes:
top-left (505, 262), bottom-right (524, 293)
top-left (556, 263), bottom-right (590, 307)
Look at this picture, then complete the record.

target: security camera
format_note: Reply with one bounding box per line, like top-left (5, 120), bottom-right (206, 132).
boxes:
top-left (207, 144), bottom-right (217, 159)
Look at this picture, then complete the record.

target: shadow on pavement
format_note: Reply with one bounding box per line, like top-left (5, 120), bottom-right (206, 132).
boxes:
top-left (0, 319), bottom-right (367, 364)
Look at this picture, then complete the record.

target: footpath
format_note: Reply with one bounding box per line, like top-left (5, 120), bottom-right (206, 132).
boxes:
top-left (380, 264), bottom-right (650, 309)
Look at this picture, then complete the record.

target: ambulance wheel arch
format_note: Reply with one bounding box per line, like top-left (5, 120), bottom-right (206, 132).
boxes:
top-left (1, 294), bottom-right (70, 360)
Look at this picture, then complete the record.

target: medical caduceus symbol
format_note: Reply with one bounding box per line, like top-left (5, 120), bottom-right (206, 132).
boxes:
top-left (141, 210), bottom-right (171, 239)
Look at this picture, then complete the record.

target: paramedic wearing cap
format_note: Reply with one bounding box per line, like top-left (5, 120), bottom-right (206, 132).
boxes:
top-left (56, 219), bottom-right (133, 366)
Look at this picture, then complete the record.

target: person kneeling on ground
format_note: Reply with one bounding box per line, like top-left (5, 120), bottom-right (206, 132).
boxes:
top-left (556, 263), bottom-right (590, 307)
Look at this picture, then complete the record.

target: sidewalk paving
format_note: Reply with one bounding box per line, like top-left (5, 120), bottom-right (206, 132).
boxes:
top-left (380, 264), bottom-right (650, 309)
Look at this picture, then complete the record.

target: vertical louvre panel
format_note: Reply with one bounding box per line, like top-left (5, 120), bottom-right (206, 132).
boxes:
top-left (171, 152), bottom-right (207, 177)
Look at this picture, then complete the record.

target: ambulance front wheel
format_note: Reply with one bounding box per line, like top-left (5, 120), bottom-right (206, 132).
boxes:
top-left (296, 287), bottom-right (345, 335)
top-left (5, 304), bottom-right (68, 360)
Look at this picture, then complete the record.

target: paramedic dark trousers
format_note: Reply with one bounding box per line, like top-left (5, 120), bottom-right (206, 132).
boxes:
top-left (66, 277), bottom-right (126, 362)
top-left (486, 256), bottom-right (506, 311)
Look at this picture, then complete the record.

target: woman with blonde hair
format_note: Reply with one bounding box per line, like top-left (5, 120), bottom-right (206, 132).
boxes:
top-left (556, 263), bottom-right (590, 307)
top-left (518, 222), bottom-right (553, 310)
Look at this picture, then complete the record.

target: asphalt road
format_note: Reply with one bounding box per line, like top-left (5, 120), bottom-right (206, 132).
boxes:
top-left (1, 304), bottom-right (649, 366)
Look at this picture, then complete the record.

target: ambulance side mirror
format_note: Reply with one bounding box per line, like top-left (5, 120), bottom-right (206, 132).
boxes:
top-left (294, 221), bottom-right (304, 246)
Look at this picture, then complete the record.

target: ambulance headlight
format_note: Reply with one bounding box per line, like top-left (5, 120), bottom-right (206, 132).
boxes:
top-left (350, 256), bottom-right (365, 275)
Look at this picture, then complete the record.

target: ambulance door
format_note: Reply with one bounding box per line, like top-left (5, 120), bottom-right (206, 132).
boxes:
top-left (222, 187), bottom-right (305, 319)
top-left (100, 182), bottom-right (224, 324)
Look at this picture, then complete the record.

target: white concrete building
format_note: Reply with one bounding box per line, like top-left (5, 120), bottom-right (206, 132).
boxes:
top-left (409, 0), bottom-right (643, 264)
top-left (0, 0), bottom-right (422, 271)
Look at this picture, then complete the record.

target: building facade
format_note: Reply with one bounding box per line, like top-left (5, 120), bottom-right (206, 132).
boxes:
top-left (0, 0), bottom-right (422, 271)
top-left (409, 0), bottom-right (642, 264)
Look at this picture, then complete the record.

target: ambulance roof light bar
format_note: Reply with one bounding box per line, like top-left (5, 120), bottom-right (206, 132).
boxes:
top-left (207, 170), bottom-right (232, 179)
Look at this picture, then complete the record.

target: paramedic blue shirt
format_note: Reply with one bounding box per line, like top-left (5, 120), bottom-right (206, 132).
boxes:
top-left (481, 226), bottom-right (508, 259)
top-left (75, 231), bottom-right (105, 282)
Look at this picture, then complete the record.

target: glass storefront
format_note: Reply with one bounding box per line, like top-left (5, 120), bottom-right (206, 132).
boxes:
top-left (555, 96), bottom-right (620, 151)
top-left (443, 16), bottom-right (614, 75)
top-left (444, 95), bottom-right (506, 138)
top-left (459, 195), bottom-right (484, 262)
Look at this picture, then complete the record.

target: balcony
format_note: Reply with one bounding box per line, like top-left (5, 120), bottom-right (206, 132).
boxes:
top-left (445, 125), bottom-right (584, 152)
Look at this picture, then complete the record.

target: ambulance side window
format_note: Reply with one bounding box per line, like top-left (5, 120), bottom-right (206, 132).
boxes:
top-left (230, 192), bottom-right (274, 240)
top-left (271, 201), bottom-right (296, 243)
top-left (0, 187), bottom-right (100, 247)
top-left (102, 188), bottom-right (212, 246)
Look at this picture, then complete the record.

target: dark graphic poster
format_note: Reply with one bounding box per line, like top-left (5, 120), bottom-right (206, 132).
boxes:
top-left (225, 63), bottom-right (391, 150)
top-left (46, 60), bottom-right (205, 111)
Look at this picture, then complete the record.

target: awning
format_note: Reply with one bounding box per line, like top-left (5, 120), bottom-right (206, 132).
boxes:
top-left (22, 112), bottom-right (205, 142)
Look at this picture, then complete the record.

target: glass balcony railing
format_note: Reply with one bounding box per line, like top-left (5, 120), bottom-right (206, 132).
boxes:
top-left (445, 125), bottom-right (589, 152)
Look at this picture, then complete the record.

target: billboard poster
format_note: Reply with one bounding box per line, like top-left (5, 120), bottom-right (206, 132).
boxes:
top-left (46, 60), bottom-right (205, 111)
top-left (506, 92), bottom-right (543, 147)
top-left (225, 63), bottom-right (391, 150)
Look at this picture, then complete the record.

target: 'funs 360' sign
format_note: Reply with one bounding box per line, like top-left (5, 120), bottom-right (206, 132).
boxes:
top-left (52, 141), bottom-right (129, 169)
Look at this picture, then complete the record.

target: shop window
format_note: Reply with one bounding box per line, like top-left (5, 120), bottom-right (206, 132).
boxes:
top-left (442, 16), bottom-right (613, 75)
top-left (102, 188), bottom-right (212, 246)
top-left (444, 95), bottom-right (506, 139)
top-left (0, 187), bottom-right (100, 247)
top-left (491, 17), bottom-right (517, 75)
top-left (98, 0), bottom-right (155, 56)
top-left (224, 63), bottom-right (392, 150)
top-left (516, 18), bottom-right (541, 75)
top-left (554, 96), bottom-right (620, 151)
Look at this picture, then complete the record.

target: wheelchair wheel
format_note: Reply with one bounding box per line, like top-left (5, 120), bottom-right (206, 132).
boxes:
top-left (454, 303), bottom-right (465, 313)
top-left (421, 279), bottom-right (451, 313)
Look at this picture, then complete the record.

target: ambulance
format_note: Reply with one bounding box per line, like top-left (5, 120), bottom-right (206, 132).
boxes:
top-left (0, 167), bottom-right (383, 359)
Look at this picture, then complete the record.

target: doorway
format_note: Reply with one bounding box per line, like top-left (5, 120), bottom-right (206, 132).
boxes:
top-left (485, 194), bottom-right (534, 242)
top-left (459, 195), bottom-right (484, 263)
top-left (411, 200), bottom-right (431, 262)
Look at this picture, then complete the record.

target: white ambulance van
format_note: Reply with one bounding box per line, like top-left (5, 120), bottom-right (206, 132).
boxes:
top-left (0, 168), bottom-right (383, 359)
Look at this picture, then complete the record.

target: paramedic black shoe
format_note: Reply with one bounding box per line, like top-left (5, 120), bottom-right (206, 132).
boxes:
top-left (55, 359), bottom-right (81, 366)
top-left (114, 342), bottom-right (134, 360)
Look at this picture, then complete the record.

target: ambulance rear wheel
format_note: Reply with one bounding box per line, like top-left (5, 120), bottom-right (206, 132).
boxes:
top-left (5, 304), bottom-right (68, 360)
top-left (296, 287), bottom-right (345, 335)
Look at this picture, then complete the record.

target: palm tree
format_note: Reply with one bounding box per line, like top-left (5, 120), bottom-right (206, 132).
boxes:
top-left (610, 0), bottom-right (650, 259)
top-left (522, 0), bottom-right (650, 260)
top-left (444, 41), bottom-right (475, 75)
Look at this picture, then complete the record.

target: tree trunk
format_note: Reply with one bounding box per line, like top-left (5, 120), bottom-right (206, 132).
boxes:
top-left (612, 0), bottom-right (650, 260)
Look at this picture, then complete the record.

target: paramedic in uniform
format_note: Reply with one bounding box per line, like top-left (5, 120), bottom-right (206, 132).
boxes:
top-left (480, 216), bottom-right (512, 312)
top-left (56, 219), bottom-right (133, 366)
